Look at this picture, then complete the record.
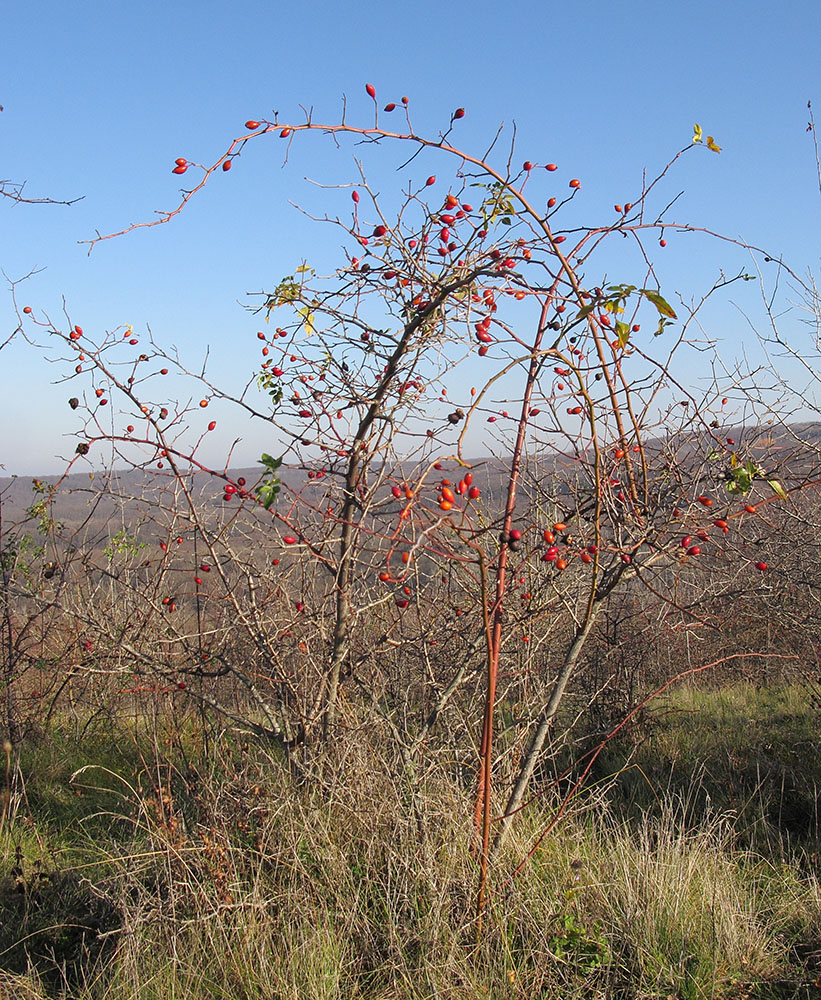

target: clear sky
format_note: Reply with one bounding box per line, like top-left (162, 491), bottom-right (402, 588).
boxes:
top-left (2, 0), bottom-right (819, 475)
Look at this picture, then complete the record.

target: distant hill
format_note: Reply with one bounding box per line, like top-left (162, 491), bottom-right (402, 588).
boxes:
top-left (2, 421), bottom-right (820, 543)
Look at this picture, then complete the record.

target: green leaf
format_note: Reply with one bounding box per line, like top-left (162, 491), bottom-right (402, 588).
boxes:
top-left (576, 302), bottom-right (597, 321)
top-left (641, 289), bottom-right (677, 320)
top-left (264, 276), bottom-right (301, 318)
top-left (693, 123), bottom-right (703, 144)
top-left (257, 482), bottom-right (280, 509)
top-left (726, 461), bottom-right (757, 495)
top-left (257, 373), bottom-right (284, 405)
top-left (615, 320), bottom-right (630, 347)
top-left (257, 453), bottom-right (283, 508)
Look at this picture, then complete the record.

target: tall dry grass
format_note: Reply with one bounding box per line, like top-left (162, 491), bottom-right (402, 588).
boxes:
top-left (3, 707), bottom-right (819, 1000)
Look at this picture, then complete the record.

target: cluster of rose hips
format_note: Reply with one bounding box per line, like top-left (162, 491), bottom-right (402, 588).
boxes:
top-left (671, 498), bottom-right (770, 571)
top-left (222, 476), bottom-right (248, 504)
top-left (437, 472), bottom-right (480, 511)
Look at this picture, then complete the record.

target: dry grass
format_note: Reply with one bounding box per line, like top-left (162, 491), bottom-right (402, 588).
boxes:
top-left (1, 688), bottom-right (820, 999)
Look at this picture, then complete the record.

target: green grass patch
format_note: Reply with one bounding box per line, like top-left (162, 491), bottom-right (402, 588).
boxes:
top-left (593, 681), bottom-right (821, 851)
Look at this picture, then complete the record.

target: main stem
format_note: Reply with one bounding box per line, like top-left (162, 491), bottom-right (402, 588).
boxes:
top-left (323, 273), bottom-right (481, 738)
top-left (474, 298), bottom-right (554, 937)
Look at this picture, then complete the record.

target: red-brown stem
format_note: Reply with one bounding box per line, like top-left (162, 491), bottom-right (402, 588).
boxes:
top-left (473, 294), bottom-right (554, 936)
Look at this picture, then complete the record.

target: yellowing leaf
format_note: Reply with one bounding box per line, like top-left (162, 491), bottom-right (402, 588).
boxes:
top-left (693, 123), bottom-right (703, 144)
top-left (298, 307), bottom-right (315, 336)
top-left (768, 479), bottom-right (788, 501)
top-left (706, 136), bottom-right (722, 153)
top-left (641, 289), bottom-right (677, 320)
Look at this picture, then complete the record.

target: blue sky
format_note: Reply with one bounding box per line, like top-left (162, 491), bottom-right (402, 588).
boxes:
top-left (2, 0), bottom-right (819, 475)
